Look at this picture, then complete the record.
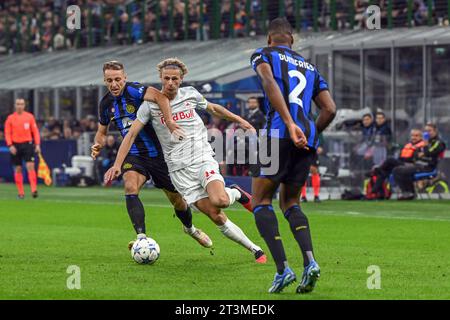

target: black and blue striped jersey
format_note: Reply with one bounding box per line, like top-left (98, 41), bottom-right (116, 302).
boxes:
top-left (250, 45), bottom-right (329, 148)
top-left (98, 82), bottom-right (162, 158)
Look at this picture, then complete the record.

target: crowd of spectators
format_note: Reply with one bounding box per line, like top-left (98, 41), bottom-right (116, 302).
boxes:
top-left (35, 115), bottom-right (99, 140)
top-left (352, 110), bottom-right (393, 175)
top-left (1, 0), bottom-right (449, 55)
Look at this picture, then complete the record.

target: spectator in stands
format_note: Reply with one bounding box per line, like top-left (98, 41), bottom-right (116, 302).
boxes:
top-left (30, 25), bottom-right (40, 52)
top-left (244, 97), bottom-right (265, 176)
top-left (234, 5), bottom-right (247, 37)
top-left (131, 16), bottom-right (143, 44)
top-left (392, 0), bottom-right (408, 27)
top-left (371, 128), bottom-right (425, 199)
top-left (159, 0), bottom-right (171, 41)
top-left (361, 113), bottom-right (375, 140)
top-left (187, 1), bottom-right (200, 40)
top-left (173, 1), bottom-right (185, 40)
top-left (335, 0), bottom-right (351, 29)
top-left (54, 26), bottom-right (71, 50)
top-left (221, 0), bottom-right (232, 37)
top-left (49, 126), bottom-right (62, 140)
top-left (117, 12), bottom-right (129, 45)
top-left (144, 10), bottom-right (157, 42)
top-left (393, 123), bottom-right (446, 200)
top-left (248, 17), bottom-right (262, 36)
top-left (244, 97), bottom-right (265, 131)
top-left (0, 23), bottom-right (8, 54)
top-left (372, 110), bottom-right (392, 165)
top-left (412, 0), bottom-right (428, 26)
top-left (353, 113), bottom-right (376, 172)
top-left (95, 134), bottom-right (119, 184)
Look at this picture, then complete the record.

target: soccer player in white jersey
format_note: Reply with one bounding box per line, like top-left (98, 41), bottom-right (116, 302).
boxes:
top-left (105, 58), bottom-right (267, 263)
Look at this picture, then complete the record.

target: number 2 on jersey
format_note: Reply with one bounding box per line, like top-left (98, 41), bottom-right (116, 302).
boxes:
top-left (288, 70), bottom-right (306, 108)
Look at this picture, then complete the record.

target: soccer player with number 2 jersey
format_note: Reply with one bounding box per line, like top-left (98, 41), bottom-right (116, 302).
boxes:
top-left (250, 18), bottom-right (337, 293)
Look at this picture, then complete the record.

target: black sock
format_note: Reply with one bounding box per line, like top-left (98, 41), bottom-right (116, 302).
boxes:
top-left (125, 195), bottom-right (146, 234)
top-left (175, 207), bottom-right (193, 229)
top-left (253, 205), bottom-right (287, 274)
top-left (284, 205), bottom-right (314, 267)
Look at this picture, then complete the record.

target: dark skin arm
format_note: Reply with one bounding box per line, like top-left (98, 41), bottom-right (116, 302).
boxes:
top-left (255, 63), bottom-right (307, 148)
top-left (313, 90), bottom-right (337, 134)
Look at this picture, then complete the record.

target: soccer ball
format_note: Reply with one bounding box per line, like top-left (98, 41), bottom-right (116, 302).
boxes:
top-left (131, 237), bottom-right (160, 265)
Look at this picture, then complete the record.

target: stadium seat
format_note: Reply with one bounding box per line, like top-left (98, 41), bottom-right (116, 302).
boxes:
top-left (413, 169), bottom-right (449, 200)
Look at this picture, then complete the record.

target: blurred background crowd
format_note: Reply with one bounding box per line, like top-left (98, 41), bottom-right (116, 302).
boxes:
top-left (1, 0), bottom-right (450, 54)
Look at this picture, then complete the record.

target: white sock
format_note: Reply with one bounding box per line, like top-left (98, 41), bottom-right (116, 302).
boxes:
top-left (224, 187), bottom-right (241, 206)
top-left (185, 225), bottom-right (197, 235)
top-left (218, 219), bottom-right (261, 253)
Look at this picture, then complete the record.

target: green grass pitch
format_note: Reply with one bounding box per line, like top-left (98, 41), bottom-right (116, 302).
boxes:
top-left (0, 183), bottom-right (449, 300)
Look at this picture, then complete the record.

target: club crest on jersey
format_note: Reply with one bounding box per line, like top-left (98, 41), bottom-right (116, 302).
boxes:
top-left (123, 163), bottom-right (132, 169)
top-left (126, 104), bottom-right (135, 114)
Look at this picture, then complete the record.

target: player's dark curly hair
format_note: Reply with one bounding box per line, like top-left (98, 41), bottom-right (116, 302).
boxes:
top-left (268, 17), bottom-right (293, 36)
top-left (157, 58), bottom-right (188, 77)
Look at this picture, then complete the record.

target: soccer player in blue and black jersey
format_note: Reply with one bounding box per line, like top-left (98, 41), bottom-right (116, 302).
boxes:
top-left (250, 18), bottom-right (336, 293)
top-left (91, 61), bottom-right (212, 250)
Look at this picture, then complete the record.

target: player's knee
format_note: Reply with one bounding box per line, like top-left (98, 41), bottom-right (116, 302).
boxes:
top-left (15, 166), bottom-right (22, 174)
top-left (211, 211), bottom-right (227, 225)
top-left (210, 193), bottom-right (230, 208)
top-left (310, 166), bottom-right (319, 174)
top-left (124, 182), bottom-right (139, 195)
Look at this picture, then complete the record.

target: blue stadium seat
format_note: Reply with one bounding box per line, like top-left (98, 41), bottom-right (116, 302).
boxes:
top-left (413, 169), bottom-right (438, 181)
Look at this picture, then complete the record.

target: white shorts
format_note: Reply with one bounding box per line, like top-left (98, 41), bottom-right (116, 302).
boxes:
top-left (170, 156), bottom-right (224, 207)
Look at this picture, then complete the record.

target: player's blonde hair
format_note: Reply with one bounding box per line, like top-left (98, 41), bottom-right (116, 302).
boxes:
top-left (157, 58), bottom-right (188, 77)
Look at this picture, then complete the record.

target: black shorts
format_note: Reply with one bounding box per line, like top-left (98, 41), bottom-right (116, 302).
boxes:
top-left (258, 137), bottom-right (316, 186)
top-left (311, 152), bottom-right (319, 167)
top-left (10, 142), bottom-right (35, 166)
top-left (121, 154), bottom-right (177, 192)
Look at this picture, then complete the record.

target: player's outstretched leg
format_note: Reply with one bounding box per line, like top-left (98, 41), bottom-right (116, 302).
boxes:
top-left (163, 189), bottom-right (213, 248)
top-left (195, 197), bottom-right (266, 263)
top-left (229, 184), bottom-right (253, 212)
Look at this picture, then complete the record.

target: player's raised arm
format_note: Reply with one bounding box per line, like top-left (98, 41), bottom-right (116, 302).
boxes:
top-left (206, 102), bottom-right (255, 131)
top-left (313, 90), bottom-right (336, 134)
top-left (144, 87), bottom-right (180, 134)
top-left (104, 120), bottom-right (145, 183)
top-left (255, 63), bottom-right (307, 148)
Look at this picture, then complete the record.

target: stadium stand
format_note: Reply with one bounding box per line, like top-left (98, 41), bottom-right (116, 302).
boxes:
top-left (1, 0), bottom-right (450, 55)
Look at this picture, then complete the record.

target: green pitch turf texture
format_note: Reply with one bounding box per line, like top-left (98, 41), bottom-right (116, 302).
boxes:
top-left (0, 183), bottom-right (449, 300)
